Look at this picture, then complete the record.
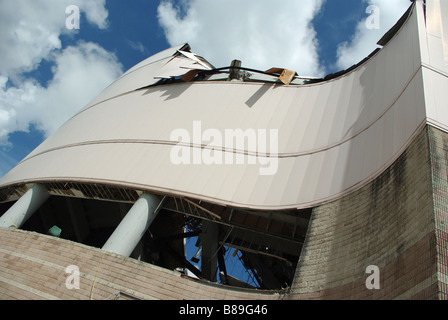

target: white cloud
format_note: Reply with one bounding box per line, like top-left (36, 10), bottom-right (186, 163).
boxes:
top-left (127, 40), bottom-right (147, 54)
top-left (157, 0), bottom-right (325, 77)
top-left (0, 0), bottom-right (109, 79)
top-left (335, 0), bottom-right (411, 70)
top-left (79, 0), bottom-right (109, 29)
top-left (0, 0), bottom-right (122, 146)
top-left (0, 42), bottom-right (122, 144)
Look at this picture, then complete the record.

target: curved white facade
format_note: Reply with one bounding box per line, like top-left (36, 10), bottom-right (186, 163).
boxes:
top-left (1, 1), bottom-right (447, 210)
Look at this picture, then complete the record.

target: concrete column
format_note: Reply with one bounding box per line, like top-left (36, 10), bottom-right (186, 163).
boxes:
top-left (102, 193), bottom-right (162, 257)
top-left (0, 184), bottom-right (50, 229)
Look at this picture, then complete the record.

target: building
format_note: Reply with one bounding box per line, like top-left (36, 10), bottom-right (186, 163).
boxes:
top-left (0, 0), bottom-right (447, 300)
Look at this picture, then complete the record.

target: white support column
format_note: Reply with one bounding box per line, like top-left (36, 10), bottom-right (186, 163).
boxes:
top-left (102, 193), bottom-right (162, 257)
top-left (0, 184), bottom-right (50, 229)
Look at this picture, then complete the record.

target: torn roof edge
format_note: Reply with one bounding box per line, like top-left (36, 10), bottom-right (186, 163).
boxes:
top-left (127, 3), bottom-right (417, 89)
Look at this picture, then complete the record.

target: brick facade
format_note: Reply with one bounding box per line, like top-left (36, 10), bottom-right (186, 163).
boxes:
top-left (290, 125), bottom-right (446, 299)
top-left (428, 126), bottom-right (448, 299)
top-left (0, 227), bottom-right (283, 300)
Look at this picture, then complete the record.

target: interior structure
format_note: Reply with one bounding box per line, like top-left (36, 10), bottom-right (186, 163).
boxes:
top-left (0, 182), bottom-right (310, 290)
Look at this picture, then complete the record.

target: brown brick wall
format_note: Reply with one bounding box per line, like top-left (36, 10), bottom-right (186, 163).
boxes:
top-left (0, 228), bottom-right (283, 300)
top-left (290, 125), bottom-right (441, 299)
top-left (428, 127), bottom-right (448, 299)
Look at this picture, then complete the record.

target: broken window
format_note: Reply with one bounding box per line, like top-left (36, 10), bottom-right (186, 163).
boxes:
top-left (0, 182), bottom-right (311, 291)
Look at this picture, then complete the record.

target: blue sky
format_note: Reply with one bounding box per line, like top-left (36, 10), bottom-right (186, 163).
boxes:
top-left (0, 0), bottom-right (411, 177)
